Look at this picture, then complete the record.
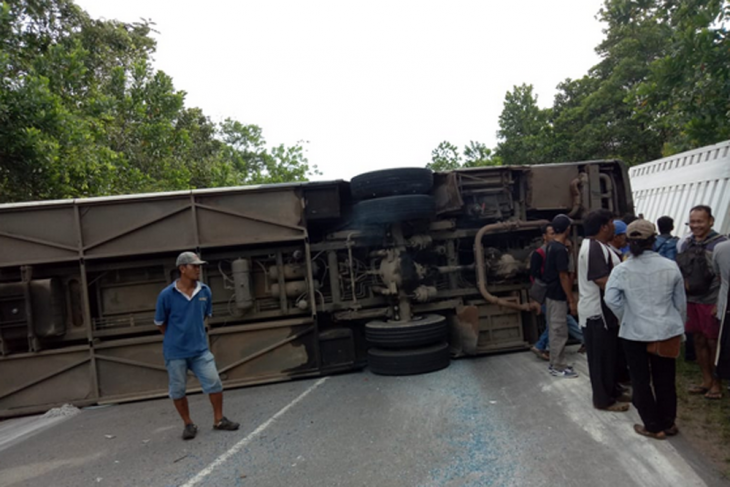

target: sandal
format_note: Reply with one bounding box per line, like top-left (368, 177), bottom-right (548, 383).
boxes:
top-left (530, 346), bottom-right (550, 361)
top-left (634, 424), bottom-right (666, 440)
top-left (687, 385), bottom-right (710, 395)
top-left (704, 391), bottom-right (723, 400)
top-left (664, 424), bottom-right (679, 436)
top-left (615, 392), bottom-right (632, 403)
top-left (597, 402), bottom-right (629, 412)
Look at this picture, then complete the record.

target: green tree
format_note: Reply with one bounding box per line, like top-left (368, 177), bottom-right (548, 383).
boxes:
top-left (463, 141), bottom-right (502, 167)
top-left (426, 140), bottom-right (501, 170)
top-left (0, 0), bottom-right (317, 203)
top-left (494, 84), bottom-right (551, 165)
top-left (500, 1), bottom-right (730, 166)
top-left (217, 119), bottom-right (318, 185)
top-left (426, 141), bottom-right (462, 171)
top-left (632, 0), bottom-right (730, 152)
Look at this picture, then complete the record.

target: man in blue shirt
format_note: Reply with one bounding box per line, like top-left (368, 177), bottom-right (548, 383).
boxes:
top-left (155, 251), bottom-right (239, 440)
top-left (654, 216), bottom-right (679, 260)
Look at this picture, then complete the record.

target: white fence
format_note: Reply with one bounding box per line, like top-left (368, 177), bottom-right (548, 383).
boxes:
top-left (630, 140), bottom-right (730, 237)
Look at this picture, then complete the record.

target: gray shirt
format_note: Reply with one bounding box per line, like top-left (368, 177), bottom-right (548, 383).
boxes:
top-left (713, 240), bottom-right (730, 320)
top-left (605, 251), bottom-right (686, 342)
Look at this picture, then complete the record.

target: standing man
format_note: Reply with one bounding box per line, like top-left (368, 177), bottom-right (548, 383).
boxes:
top-left (155, 251), bottom-right (240, 440)
top-left (530, 226), bottom-right (584, 360)
top-left (578, 209), bottom-right (629, 412)
top-left (713, 240), bottom-right (730, 384)
top-left (654, 216), bottom-right (679, 260)
top-left (530, 224), bottom-right (555, 360)
top-left (542, 214), bottom-right (578, 378)
top-left (608, 220), bottom-right (628, 260)
top-left (677, 206), bottom-right (728, 400)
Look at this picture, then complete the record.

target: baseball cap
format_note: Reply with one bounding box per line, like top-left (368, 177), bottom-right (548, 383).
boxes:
top-left (613, 220), bottom-right (627, 236)
top-left (176, 251), bottom-right (207, 266)
top-left (626, 220), bottom-right (656, 240)
top-left (551, 214), bottom-right (572, 234)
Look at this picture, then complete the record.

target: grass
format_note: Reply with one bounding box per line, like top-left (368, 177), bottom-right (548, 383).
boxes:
top-left (675, 349), bottom-right (730, 478)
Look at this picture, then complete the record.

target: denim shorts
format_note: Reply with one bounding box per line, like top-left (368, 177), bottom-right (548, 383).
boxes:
top-left (164, 350), bottom-right (223, 399)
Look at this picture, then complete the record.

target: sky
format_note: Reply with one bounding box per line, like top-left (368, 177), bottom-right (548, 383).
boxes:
top-left (76, 0), bottom-right (608, 182)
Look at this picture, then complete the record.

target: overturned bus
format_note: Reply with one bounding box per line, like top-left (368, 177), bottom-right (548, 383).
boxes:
top-left (0, 161), bottom-right (633, 417)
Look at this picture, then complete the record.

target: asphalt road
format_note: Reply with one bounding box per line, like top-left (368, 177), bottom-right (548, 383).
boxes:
top-left (1, 346), bottom-right (727, 487)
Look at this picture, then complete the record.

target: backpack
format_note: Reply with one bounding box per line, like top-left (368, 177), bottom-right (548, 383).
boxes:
top-left (676, 235), bottom-right (722, 296)
top-left (536, 247), bottom-right (546, 276)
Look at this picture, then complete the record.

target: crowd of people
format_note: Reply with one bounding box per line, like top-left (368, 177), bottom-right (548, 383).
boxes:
top-left (529, 205), bottom-right (730, 440)
top-left (152, 207), bottom-right (730, 442)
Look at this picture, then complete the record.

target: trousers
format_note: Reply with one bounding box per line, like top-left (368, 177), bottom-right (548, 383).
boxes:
top-left (584, 317), bottom-right (622, 408)
top-left (623, 339), bottom-right (677, 433)
top-left (546, 298), bottom-right (569, 370)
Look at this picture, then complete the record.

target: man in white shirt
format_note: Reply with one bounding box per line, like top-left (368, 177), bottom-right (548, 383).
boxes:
top-left (578, 209), bottom-right (629, 412)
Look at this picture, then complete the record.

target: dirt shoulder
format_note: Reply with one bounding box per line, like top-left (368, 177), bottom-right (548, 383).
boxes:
top-left (675, 356), bottom-right (730, 479)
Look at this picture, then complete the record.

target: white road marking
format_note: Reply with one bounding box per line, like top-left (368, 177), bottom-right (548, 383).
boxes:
top-left (181, 377), bottom-right (329, 487)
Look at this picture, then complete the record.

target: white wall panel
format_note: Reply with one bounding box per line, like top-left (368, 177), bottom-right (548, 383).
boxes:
top-left (630, 140), bottom-right (730, 236)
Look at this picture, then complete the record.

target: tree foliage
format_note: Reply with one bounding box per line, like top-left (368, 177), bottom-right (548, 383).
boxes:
top-left (427, 140), bottom-right (501, 171)
top-left (492, 0), bottom-right (730, 166)
top-left (494, 84), bottom-right (552, 165)
top-left (0, 0), bottom-right (317, 203)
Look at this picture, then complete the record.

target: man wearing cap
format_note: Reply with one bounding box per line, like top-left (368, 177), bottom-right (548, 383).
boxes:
top-left (578, 209), bottom-right (629, 412)
top-left (609, 220), bottom-right (628, 260)
top-left (155, 251), bottom-right (239, 440)
top-left (542, 214), bottom-right (579, 378)
top-left (530, 224), bottom-right (584, 360)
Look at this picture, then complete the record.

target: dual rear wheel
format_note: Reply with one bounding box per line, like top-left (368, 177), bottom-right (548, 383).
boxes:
top-left (365, 314), bottom-right (450, 376)
top-left (352, 168), bottom-right (449, 375)
top-left (350, 168), bottom-right (436, 225)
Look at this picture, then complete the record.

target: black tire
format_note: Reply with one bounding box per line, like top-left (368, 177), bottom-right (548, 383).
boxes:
top-left (351, 168), bottom-right (433, 200)
top-left (366, 314), bottom-right (447, 349)
top-left (368, 342), bottom-right (450, 376)
top-left (352, 194), bottom-right (435, 225)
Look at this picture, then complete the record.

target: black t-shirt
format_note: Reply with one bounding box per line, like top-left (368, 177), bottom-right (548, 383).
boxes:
top-left (586, 239), bottom-right (612, 282)
top-left (529, 246), bottom-right (546, 283)
top-left (543, 241), bottom-right (569, 301)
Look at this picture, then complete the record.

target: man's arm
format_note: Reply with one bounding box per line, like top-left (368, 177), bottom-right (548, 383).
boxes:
top-left (672, 269), bottom-right (687, 322)
top-left (587, 241), bottom-right (612, 290)
top-left (593, 276), bottom-right (609, 290)
top-left (529, 251), bottom-right (543, 281)
top-left (154, 291), bottom-right (168, 336)
top-left (555, 245), bottom-right (576, 314)
top-left (604, 271), bottom-right (624, 320)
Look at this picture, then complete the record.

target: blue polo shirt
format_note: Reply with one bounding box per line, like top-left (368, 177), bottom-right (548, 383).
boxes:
top-left (154, 281), bottom-right (212, 360)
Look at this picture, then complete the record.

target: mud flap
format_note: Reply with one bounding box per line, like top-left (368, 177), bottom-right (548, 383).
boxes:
top-left (449, 305), bottom-right (479, 357)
